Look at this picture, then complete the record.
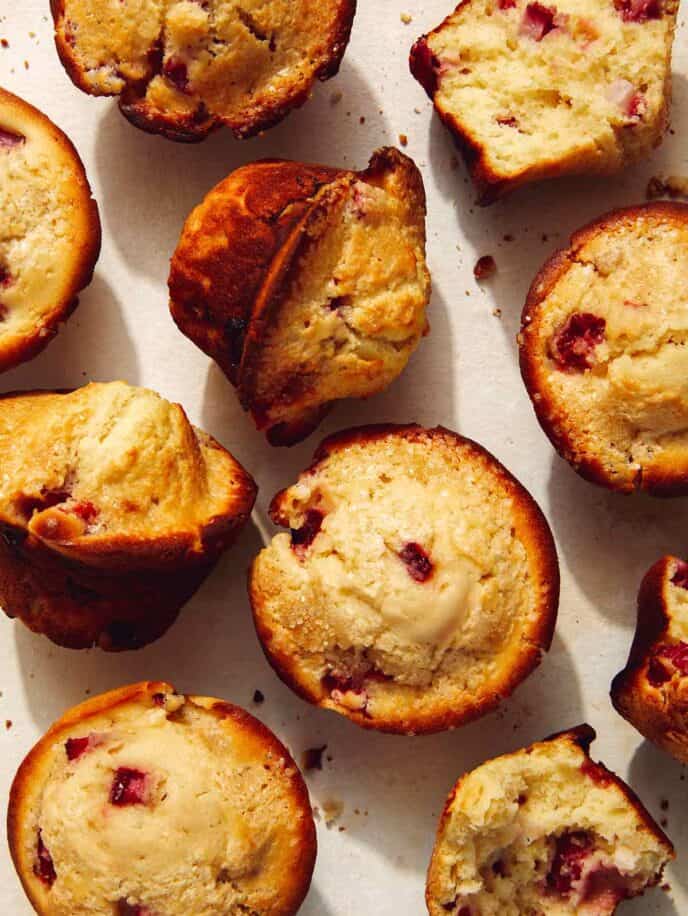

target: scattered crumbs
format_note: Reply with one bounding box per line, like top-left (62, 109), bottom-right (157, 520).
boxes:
top-left (359, 115), bottom-right (365, 124)
top-left (541, 233), bottom-right (549, 243)
top-left (24, 60), bottom-right (29, 69)
top-left (493, 308), bottom-right (502, 318)
top-left (503, 233), bottom-right (514, 242)
top-left (29, 31), bottom-right (36, 38)
top-left (338, 825), bottom-right (346, 832)
top-left (398, 133), bottom-right (408, 147)
top-left (252, 689), bottom-right (265, 705)
top-left (661, 818), bottom-right (668, 828)
top-left (647, 175), bottom-right (688, 200)
top-left (465, 290), bottom-right (471, 297)
top-left (321, 797), bottom-right (344, 827)
top-left (662, 883), bottom-right (672, 893)
top-left (660, 798), bottom-right (669, 811)
top-left (474, 255), bottom-right (497, 280)
top-left (330, 90), bottom-right (343, 105)
top-left (84, 688), bottom-right (91, 695)
top-left (302, 744), bottom-right (328, 772)
top-left (5, 719), bottom-right (12, 730)
top-left (401, 12), bottom-right (413, 24)
top-left (414, 106), bottom-right (421, 114)
top-left (1, 39), bottom-right (8, 48)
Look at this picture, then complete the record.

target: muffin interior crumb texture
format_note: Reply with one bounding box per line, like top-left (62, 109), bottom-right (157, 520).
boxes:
top-left (53, 0), bottom-right (353, 137)
top-left (0, 90), bottom-right (97, 369)
top-left (243, 166), bottom-right (430, 434)
top-left (11, 687), bottom-right (314, 916)
top-left (413, 0), bottom-right (677, 196)
top-left (427, 730), bottom-right (673, 916)
top-left (251, 427), bottom-right (557, 733)
top-left (521, 204), bottom-right (688, 492)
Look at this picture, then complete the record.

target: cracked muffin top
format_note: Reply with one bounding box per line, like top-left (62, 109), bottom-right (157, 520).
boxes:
top-left (51, 0), bottom-right (356, 140)
top-left (410, 0), bottom-right (678, 202)
top-left (8, 682), bottom-right (316, 916)
top-left (426, 726), bottom-right (674, 915)
top-left (612, 555), bottom-right (688, 765)
top-left (0, 382), bottom-right (256, 565)
top-left (249, 425), bottom-right (559, 735)
top-left (520, 203), bottom-right (688, 494)
top-left (0, 87), bottom-right (100, 373)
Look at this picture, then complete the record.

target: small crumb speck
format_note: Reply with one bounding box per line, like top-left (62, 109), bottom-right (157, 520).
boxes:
top-left (302, 744), bottom-right (328, 772)
top-left (5, 719), bottom-right (12, 730)
top-left (321, 797), bottom-right (344, 827)
top-left (252, 689), bottom-right (265, 705)
top-left (398, 133), bottom-right (408, 147)
top-left (330, 90), bottom-right (342, 105)
top-left (474, 255), bottom-right (497, 280)
top-left (401, 12), bottom-right (413, 24)
top-left (1, 39), bottom-right (8, 48)
top-left (359, 115), bottom-right (365, 124)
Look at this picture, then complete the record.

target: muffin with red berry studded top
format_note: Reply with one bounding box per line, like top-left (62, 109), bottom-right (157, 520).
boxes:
top-left (169, 147), bottom-right (431, 446)
top-left (8, 681), bottom-right (316, 916)
top-left (612, 555), bottom-right (688, 765)
top-left (0, 87), bottom-right (100, 373)
top-left (249, 424), bottom-right (559, 735)
top-left (51, 0), bottom-right (356, 141)
top-left (426, 726), bottom-right (674, 915)
top-left (410, 0), bottom-right (679, 203)
top-left (520, 203), bottom-right (688, 494)
top-left (0, 382), bottom-right (256, 651)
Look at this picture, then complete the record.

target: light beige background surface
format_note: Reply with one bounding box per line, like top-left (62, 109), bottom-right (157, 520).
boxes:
top-left (1, 2), bottom-right (687, 913)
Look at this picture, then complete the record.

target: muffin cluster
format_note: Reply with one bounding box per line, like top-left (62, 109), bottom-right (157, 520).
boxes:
top-left (2, 0), bottom-right (687, 913)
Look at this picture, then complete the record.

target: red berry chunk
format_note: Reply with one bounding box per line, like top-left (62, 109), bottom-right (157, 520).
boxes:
top-left (547, 832), bottom-right (593, 896)
top-left (410, 37), bottom-right (440, 96)
top-left (0, 126), bottom-right (25, 149)
top-left (110, 767), bottom-right (149, 806)
top-left (118, 902), bottom-right (153, 916)
top-left (614, 0), bottom-right (661, 22)
top-left (520, 3), bottom-right (558, 40)
top-left (70, 500), bottom-right (99, 523)
top-left (550, 313), bottom-right (606, 372)
top-left (398, 542), bottom-right (434, 583)
top-left (290, 509), bottom-right (324, 556)
top-left (656, 642), bottom-right (688, 676)
top-left (66, 733), bottom-right (103, 761)
top-left (34, 831), bottom-right (57, 886)
top-left (0, 265), bottom-right (12, 287)
top-left (499, 0), bottom-right (517, 8)
top-left (671, 560), bottom-right (688, 589)
top-left (163, 57), bottom-right (189, 91)
top-left (580, 759), bottom-right (613, 787)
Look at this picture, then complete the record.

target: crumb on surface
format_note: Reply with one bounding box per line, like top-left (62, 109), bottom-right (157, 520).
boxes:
top-left (302, 744), bottom-right (328, 772)
top-left (321, 797), bottom-right (344, 827)
top-left (1, 39), bottom-right (8, 48)
top-left (474, 255), bottom-right (497, 280)
top-left (398, 133), bottom-right (408, 147)
top-left (5, 719), bottom-right (11, 730)
top-left (252, 689), bottom-right (265, 705)
top-left (330, 90), bottom-right (343, 105)
top-left (401, 12), bottom-right (413, 24)
top-left (647, 175), bottom-right (688, 200)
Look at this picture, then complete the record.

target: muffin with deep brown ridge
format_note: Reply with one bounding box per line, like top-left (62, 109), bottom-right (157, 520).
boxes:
top-left (410, 0), bottom-right (678, 203)
top-left (612, 554), bottom-right (688, 765)
top-left (520, 202), bottom-right (688, 494)
top-left (51, 0), bottom-right (356, 141)
top-left (249, 424), bottom-right (559, 735)
top-left (8, 681), bottom-right (316, 916)
top-left (426, 726), bottom-right (674, 915)
top-left (169, 148), bottom-right (431, 445)
top-left (0, 382), bottom-right (256, 650)
top-left (0, 87), bottom-right (100, 373)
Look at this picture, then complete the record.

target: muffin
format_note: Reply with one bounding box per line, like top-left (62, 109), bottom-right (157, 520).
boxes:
top-left (170, 148), bottom-right (431, 445)
top-left (426, 726), bottom-right (674, 915)
top-left (520, 203), bottom-right (688, 494)
top-left (0, 87), bottom-right (100, 373)
top-left (410, 0), bottom-right (679, 203)
top-left (51, 0), bottom-right (356, 141)
top-left (612, 555), bottom-right (688, 765)
top-left (249, 424), bottom-right (559, 735)
top-left (0, 382), bottom-right (256, 650)
top-left (8, 681), bottom-right (316, 916)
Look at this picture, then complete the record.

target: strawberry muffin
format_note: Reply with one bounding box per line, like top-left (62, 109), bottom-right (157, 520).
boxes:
top-left (170, 148), bottom-right (431, 445)
top-left (426, 726), bottom-right (674, 915)
top-left (249, 424), bottom-right (559, 735)
top-left (51, 0), bottom-right (356, 141)
top-left (0, 382), bottom-right (256, 650)
top-left (612, 555), bottom-right (688, 765)
top-left (0, 87), bottom-right (100, 373)
top-left (8, 681), bottom-right (316, 916)
top-left (520, 203), bottom-right (688, 494)
top-left (410, 0), bottom-right (679, 203)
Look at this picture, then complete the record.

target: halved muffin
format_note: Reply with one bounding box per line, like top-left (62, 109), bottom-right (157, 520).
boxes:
top-left (51, 0), bottom-right (356, 141)
top-left (0, 87), bottom-right (100, 373)
top-left (170, 148), bottom-right (431, 445)
top-left (520, 202), bottom-right (688, 494)
top-left (8, 681), bottom-right (316, 916)
top-left (410, 0), bottom-right (678, 203)
top-left (612, 555), bottom-right (688, 765)
top-left (0, 382), bottom-right (256, 650)
top-left (249, 424), bottom-right (559, 735)
top-left (426, 726), bottom-right (674, 915)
